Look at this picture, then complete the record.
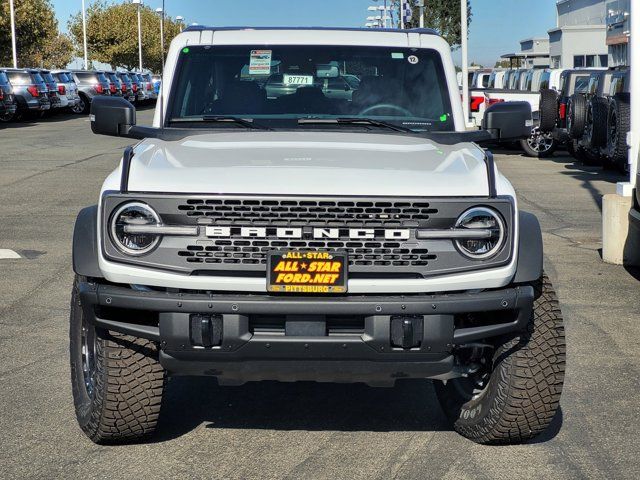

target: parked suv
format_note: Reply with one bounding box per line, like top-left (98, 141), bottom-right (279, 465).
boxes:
top-left (565, 68), bottom-right (629, 169)
top-left (51, 70), bottom-right (81, 111)
top-left (3, 68), bottom-right (50, 118)
top-left (132, 73), bottom-right (150, 103)
top-left (141, 73), bottom-right (157, 101)
top-left (75, 27), bottom-right (564, 446)
top-left (0, 69), bottom-right (18, 122)
top-left (103, 71), bottom-right (124, 97)
top-left (69, 70), bottom-right (111, 114)
top-left (116, 72), bottom-right (136, 103)
top-left (39, 69), bottom-right (63, 114)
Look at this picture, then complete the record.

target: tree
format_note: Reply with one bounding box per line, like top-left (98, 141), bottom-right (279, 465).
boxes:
top-left (0, 0), bottom-right (68, 67)
top-left (400, 0), bottom-right (472, 49)
top-left (494, 59), bottom-right (511, 68)
top-left (68, 1), bottom-right (182, 73)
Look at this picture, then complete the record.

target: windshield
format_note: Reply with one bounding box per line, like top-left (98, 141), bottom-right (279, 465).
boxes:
top-left (168, 45), bottom-right (454, 132)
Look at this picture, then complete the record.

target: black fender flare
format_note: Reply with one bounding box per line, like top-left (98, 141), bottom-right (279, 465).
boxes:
top-left (513, 211), bottom-right (543, 283)
top-left (72, 205), bottom-right (102, 278)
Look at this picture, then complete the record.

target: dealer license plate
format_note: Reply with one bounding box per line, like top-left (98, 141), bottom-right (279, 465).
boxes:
top-left (267, 250), bottom-right (347, 294)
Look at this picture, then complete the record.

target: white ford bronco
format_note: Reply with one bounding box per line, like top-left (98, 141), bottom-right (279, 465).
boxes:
top-left (71, 27), bottom-right (565, 445)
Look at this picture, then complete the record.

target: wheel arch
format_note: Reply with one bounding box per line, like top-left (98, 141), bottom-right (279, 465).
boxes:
top-left (72, 205), bottom-right (103, 278)
top-left (513, 211), bottom-right (543, 283)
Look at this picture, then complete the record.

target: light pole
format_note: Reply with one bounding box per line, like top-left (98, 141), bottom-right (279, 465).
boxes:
top-left (9, 0), bottom-right (17, 68)
top-left (156, 7), bottom-right (165, 71)
top-left (461, 0), bottom-right (470, 127)
top-left (132, 0), bottom-right (143, 71)
top-left (81, 0), bottom-right (89, 69)
top-left (367, 4), bottom-right (391, 29)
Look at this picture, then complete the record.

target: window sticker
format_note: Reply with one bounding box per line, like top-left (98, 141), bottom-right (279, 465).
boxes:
top-left (249, 50), bottom-right (272, 75)
top-left (391, 52), bottom-right (404, 59)
top-left (408, 55), bottom-right (419, 65)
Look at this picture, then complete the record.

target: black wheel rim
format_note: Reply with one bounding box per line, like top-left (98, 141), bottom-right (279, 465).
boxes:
top-left (80, 319), bottom-right (97, 398)
top-left (527, 127), bottom-right (554, 153)
top-left (610, 110), bottom-right (618, 153)
top-left (449, 346), bottom-right (493, 401)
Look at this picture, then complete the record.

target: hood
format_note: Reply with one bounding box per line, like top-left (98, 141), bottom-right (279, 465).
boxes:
top-left (126, 131), bottom-right (491, 197)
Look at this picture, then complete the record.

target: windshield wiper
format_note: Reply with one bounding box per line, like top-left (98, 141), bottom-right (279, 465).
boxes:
top-left (170, 115), bottom-right (271, 130)
top-left (298, 117), bottom-right (413, 133)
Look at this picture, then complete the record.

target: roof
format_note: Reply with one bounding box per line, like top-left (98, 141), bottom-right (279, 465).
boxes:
top-left (501, 52), bottom-right (551, 59)
top-left (183, 25), bottom-right (438, 36)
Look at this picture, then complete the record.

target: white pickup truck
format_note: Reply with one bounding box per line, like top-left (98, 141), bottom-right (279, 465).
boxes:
top-left (470, 68), bottom-right (565, 157)
top-left (71, 26), bottom-right (565, 446)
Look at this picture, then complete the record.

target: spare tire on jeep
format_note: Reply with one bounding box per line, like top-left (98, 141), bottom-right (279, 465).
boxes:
top-left (538, 89), bottom-right (559, 133)
top-left (434, 274), bottom-right (565, 445)
top-left (567, 94), bottom-right (587, 139)
top-left (606, 93), bottom-right (630, 173)
top-left (587, 97), bottom-right (609, 149)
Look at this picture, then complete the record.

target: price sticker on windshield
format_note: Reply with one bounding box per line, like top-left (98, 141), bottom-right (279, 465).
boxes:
top-left (249, 50), bottom-right (272, 75)
top-left (283, 74), bottom-right (314, 86)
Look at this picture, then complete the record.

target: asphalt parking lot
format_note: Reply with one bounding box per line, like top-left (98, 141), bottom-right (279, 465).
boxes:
top-left (1, 109), bottom-right (639, 480)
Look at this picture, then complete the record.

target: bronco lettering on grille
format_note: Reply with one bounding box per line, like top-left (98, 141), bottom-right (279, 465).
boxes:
top-left (204, 226), bottom-right (411, 240)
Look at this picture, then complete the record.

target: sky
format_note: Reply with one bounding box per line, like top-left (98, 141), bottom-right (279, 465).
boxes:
top-left (51, 0), bottom-right (559, 67)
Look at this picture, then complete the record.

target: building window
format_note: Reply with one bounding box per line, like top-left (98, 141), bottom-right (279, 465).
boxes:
top-left (573, 54), bottom-right (609, 68)
top-left (551, 56), bottom-right (561, 69)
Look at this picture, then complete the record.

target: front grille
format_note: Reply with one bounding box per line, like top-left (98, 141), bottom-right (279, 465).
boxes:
top-left (101, 194), bottom-right (515, 279)
top-left (178, 239), bottom-right (436, 268)
top-left (178, 198), bottom-right (438, 228)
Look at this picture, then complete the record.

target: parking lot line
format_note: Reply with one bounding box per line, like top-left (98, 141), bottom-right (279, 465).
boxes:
top-left (0, 249), bottom-right (21, 259)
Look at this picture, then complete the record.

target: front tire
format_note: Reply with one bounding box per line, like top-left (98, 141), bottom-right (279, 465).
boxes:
top-left (520, 126), bottom-right (557, 158)
top-left (435, 275), bottom-right (566, 445)
top-left (69, 276), bottom-right (166, 444)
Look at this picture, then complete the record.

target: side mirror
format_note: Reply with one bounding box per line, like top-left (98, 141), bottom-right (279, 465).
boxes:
top-left (482, 101), bottom-right (532, 140)
top-left (90, 96), bottom-right (136, 137)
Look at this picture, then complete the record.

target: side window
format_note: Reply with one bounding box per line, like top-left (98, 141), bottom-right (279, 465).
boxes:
top-left (482, 74), bottom-right (489, 88)
top-left (540, 72), bottom-right (550, 90)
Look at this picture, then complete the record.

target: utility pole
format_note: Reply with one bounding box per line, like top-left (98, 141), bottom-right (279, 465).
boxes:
top-left (399, 0), bottom-right (405, 29)
top-left (461, 0), bottom-right (470, 127)
top-left (82, 0), bottom-right (89, 69)
top-left (9, 0), bottom-right (17, 68)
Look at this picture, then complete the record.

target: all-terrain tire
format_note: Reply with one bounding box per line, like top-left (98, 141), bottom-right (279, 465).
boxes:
top-left (588, 97), bottom-right (609, 149)
top-left (434, 274), bottom-right (566, 445)
top-left (607, 93), bottom-right (630, 174)
top-left (538, 89), bottom-right (559, 132)
top-left (567, 94), bottom-right (587, 139)
top-left (69, 276), bottom-right (166, 444)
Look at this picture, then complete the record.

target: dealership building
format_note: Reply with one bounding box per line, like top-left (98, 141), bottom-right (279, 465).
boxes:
top-left (506, 0), bottom-right (630, 69)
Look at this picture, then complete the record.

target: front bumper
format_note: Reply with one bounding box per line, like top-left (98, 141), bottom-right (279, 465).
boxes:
top-left (79, 281), bottom-right (534, 386)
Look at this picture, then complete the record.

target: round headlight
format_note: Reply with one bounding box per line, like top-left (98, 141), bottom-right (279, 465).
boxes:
top-left (110, 202), bottom-right (161, 256)
top-left (454, 207), bottom-right (506, 259)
